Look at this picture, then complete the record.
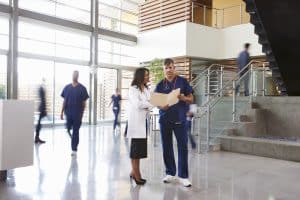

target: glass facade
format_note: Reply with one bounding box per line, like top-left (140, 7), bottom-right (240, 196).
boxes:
top-left (0, 16), bottom-right (9, 51)
top-left (19, 0), bottom-right (90, 24)
top-left (97, 68), bottom-right (117, 121)
top-left (1, 0), bottom-right (140, 125)
top-left (18, 58), bottom-right (90, 124)
top-left (19, 21), bottom-right (90, 61)
top-left (98, 39), bottom-right (138, 67)
top-left (98, 1), bottom-right (138, 35)
top-left (0, 55), bottom-right (7, 99)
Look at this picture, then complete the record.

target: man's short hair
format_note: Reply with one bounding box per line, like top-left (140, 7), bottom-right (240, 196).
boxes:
top-left (164, 58), bottom-right (174, 66)
top-left (245, 43), bottom-right (250, 49)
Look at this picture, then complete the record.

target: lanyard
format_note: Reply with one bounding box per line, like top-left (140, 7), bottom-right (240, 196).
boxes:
top-left (163, 76), bottom-right (177, 90)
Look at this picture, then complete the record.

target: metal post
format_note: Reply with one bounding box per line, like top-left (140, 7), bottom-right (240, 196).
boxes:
top-left (232, 80), bottom-right (236, 122)
top-left (153, 114), bottom-right (157, 147)
top-left (222, 8), bottom-right (225, 28)
top-left (191, 1), bottom-right (194, 23)
top-left (7, 0), bottom-right (18, 99)
top-left (240, 3), bottom-right (243, 24)
top-left (220, 66), bottom-right (224, 96)
top-left (206, 104), bottom-right (210, 153)
top-left (250, 64), bottom-right (254, 102)
top-left (203, 5), bottom-right (206, 25)
top-left (207, 69), bottom-right (210, 101)
top-left (89, 0), bottom-right (98, 125)
top-left (262, 63), bottom-right (266, 96)
top-left (196, 116), bottom-right (201, 154)
top-left (215, 8), bottom-right (217, 27)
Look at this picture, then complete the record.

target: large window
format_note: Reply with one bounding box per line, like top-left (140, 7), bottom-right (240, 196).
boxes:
top-left (18, 58), bottom-right (54, 124)
top-left (0, 16), bottom-right (9, 51)
top-left (98, 39), bottom-right (138, 67)
top-left (0, 55), bottom-right (6, 99)
top-left (18, 58), bottom-right (90, 124)
top-left (19, 0), bottom-right (90, 24)
top-left (98, 1), bottom-right (138, 35)
top-left (19, 20), bottom-right (90, 61)
top-left (55, 63), bottom-right (90, 123)
top-left (0, 0), bottom-right (9, 4)
top-left (120, 69), bottom-right (134, 121)
top-left (97, 68), bottom-right (117, 121)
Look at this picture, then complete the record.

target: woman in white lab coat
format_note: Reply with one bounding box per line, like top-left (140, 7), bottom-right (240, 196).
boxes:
top-left (127, 67), bottom-right (153, 185)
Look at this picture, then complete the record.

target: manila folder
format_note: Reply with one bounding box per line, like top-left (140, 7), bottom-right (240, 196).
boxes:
top-left (150, 88), bottom-right (180, 107)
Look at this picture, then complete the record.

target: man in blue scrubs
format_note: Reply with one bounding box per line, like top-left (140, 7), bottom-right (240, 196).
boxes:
top-left (155, 58), bottom-right (194, 187)
top-left (60, 71), bottom-right (89, 157)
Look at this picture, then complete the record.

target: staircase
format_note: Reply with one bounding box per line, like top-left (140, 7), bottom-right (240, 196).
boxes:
top-left (243, 0), bottom-right (300, 95)
top-left (191, 64), bottom-right (237, 105)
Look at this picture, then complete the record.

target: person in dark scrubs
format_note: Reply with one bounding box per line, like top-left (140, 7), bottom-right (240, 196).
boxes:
top-left (35, 78), bottom-right (47, 144)
top-left (155, 58), bottom-right (194, 187)
top-left (60, 71), bottom-right (89, 157)
top-left (109, 88), bottom-right (122, 130)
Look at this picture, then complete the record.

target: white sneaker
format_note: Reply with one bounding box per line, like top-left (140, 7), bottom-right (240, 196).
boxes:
top-left (163, 175), bottom-right (175, 183)
top-left (179, 178), bottom-right (192, 187)
top-left (71, 151), bottom-right (77, 157)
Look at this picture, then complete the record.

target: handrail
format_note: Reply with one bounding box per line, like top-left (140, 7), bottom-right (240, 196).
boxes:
top-left (193, 60), bottom-right (270, 153)
top-left (192, 2), bottom-right (243, 11)
top-left (192, 63), bottom-right (231, 89)
top-left (193, 60), bottom-right (265, 117)
top-left (190, 63), bottom-right (215, 86)
top-left (202, 60), bottom-right (265, 108)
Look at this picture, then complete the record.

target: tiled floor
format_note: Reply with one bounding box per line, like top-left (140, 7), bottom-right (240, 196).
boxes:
top-left (0, 124), bottom-right (300, 200)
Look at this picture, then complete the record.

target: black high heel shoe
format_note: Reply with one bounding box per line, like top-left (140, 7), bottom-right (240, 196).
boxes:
top-left (130, 175), bottom-right (146, 185)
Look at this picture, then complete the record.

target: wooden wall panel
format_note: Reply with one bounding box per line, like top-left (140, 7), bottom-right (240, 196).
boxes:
top-left (139, 0), bottom-right (192, 32)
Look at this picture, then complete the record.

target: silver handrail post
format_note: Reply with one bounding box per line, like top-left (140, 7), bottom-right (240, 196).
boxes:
top-left (203, 5), bottom-right (206, 25)
top-left (206, 104), bottom-right (210, 153)
top-left (220, 66), bottom-right (224, 97)
top-left (195, 116), bottom-right (201, 154)
top-left (207, 68), bottom-right (210, 101)
top-left (250, 64), bottom-right (254, 103)
top-left (215, 8), bottom-right (217, 27)
top-left (262, 63), bottom-right (266, 96)
top-left (222, 8), bottom-right (225, 28)
top-left (240, 3), bottom-right (243, 24)
top-left (191, 1), bottom-right (194, 23)
top-left (232, 80), bottom-right (236, 122)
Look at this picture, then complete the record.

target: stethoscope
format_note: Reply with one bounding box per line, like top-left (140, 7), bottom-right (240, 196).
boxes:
top-left (163, 76), bottom-right (177, 90)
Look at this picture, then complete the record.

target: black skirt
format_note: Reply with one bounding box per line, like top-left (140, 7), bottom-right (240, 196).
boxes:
top-left (130, 138), bottom-right (147, 159)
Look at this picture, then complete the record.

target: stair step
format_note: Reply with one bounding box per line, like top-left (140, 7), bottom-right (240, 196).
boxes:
top-left (219, 135), bottom-right (300, 162)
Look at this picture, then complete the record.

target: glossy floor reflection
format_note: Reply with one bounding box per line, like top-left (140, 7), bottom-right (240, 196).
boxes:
top-left (1, 124), bottom-right (300, 200)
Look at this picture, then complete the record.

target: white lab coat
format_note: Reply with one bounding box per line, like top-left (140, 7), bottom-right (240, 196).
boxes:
top-left (127, 86), bottom-right (153, 138)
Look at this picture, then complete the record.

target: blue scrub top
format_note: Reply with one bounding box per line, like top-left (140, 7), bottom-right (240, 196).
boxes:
top-left (111, 94), bottom-right (121, 108)
top-left (61, 83), bottom-right (89, 118)
top-left (155, 76), bottom-right (193, 123)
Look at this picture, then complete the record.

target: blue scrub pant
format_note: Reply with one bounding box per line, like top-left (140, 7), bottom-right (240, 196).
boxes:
top-left (160, 120), bottom-right (189, 178)
top-left (113, 107), bottom-right (120, 130)
top-left (66, 115), bottom-right (82, 151)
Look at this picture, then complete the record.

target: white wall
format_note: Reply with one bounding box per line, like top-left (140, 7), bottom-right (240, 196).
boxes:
top-left (137, 22), bottom-right (187, 61)
top-left (186, 22), bottom-right (222, 59)
top-left (220, 23), bottom-right (263, 59)
top-left (137, 21), bottom-right (264, 62)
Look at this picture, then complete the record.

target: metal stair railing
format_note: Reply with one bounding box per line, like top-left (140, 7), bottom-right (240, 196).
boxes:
top-left (192, 60), bottom-right (270, 153)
